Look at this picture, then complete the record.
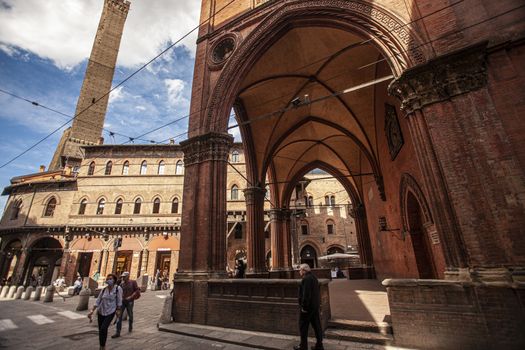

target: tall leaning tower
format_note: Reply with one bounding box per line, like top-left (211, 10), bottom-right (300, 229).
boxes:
top-left (49, 0), bottom-right (130, 170)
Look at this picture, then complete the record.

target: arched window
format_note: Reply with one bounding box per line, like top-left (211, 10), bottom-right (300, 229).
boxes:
top-left (324, 195), bottom-right (329, 205)
top-left (175, 160), bottom-right (184, 175)
top-left (330, 195), bottom-right (336, 206)
top-left (88, 162), bottom-right (95, 176)
top-left (231, 150), bottom-right (239, 163)
top-left (104, 161), bottom-right (112, 175)
top-left (133, 198), bottom-right (142, 214)
top-left (44, 197), bottom-right (57, 217)
top-left (140, 161), bottom-right (147, 175)
top-left (96, 199), bottom-right (105, 215)
top-left (115, 198), bottom-right (123, 215)
top-left (231, 185), bottom-right (239, 200)
top-left (171, 198), bottom-right (179, 214)
top-left (122, 161), bottom-right (129, 175)
top-left (152, 198), bottom-right (161, 214)
top-left (326, 219), bottom-right (335, 234)
top-left (308, 196), bottom-right (313, 207)
top-left (158, 161), bottom-right (165, 175)
top-left (11, 200), bottom-right (22, 220)
top-left (78, 199), bottom-right (87, 215)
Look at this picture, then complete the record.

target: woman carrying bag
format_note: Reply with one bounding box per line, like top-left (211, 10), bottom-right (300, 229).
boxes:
top-left (88, 274), bottom-right (123, 350)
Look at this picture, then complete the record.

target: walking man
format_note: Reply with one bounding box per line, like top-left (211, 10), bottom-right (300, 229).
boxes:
top-left (294, 264), bottom-right (324, 350)
top-left (112, 271), bottom-right (140, 338)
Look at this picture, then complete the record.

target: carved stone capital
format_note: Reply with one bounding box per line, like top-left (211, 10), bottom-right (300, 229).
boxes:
top-left (389, 42), bottom-right (488, 114)
top-left (269, 208), bottom-right (285, 222)
top-left (180, 132), bottom-right (233, 166)
top-left (243, 187), bottom-right (266, 205)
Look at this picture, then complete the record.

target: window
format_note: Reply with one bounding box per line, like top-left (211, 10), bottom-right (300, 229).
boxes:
top-left (327, 224), bottom-right (334, 234)
top-left (78, 199), bottom-right (87, 215)
top-left (231, 150), bottom-right (239, 163)
top-left (153, 198), bottom-right (161, 214)
top-left (330, 195), bottom-right (336, 207)
top-left (158, 161), bottom-right (165, 175)
top-left (301, 224), bottom-right (308, 235)
top-left (122, 161), bottom-right (129, 175)
top-left (175, 160), bottom-right (184, 175)
top-left (171, 198), bottom-right (179, 214)
top-left (234, 224), bottom-right (242, 239)
top-left (324, 196), bottom-right (329, 206)
top-left (308, 196), bottom-right (313, 207)
top-left (44, 197), bottom-right (57, 217)
top-left (11, 200), bottom-right (22, 220)
top-left (96, 199), bottom-right (105, 215)
top-left (265, 185), bottom-right (270, 200)
top-left (88, 162), bottom-right (95, 176)
top-left (115, 199), bottom-right (123, 215)
top-left (140, 161), bottom-right (147, 175)
top-left (231, 185), bottom-right (239, 200)
top-left (104, 161), bottom-right (112, 175)
top-left (133, 198), bottom-right (142, 214)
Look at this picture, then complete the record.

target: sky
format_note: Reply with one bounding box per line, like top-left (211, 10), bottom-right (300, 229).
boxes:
top-left (0, 0), bottom-right (240, 214)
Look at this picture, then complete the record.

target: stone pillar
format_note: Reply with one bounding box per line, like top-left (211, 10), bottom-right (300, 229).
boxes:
top-left (282, 211), bottom-right (293, 270)
top-left (177, 132), bottom-right (233, 278)
top-left (0, 285), bottom-right (7, 298)
top-left (32, 286), bottom-right (43, 301)
top-left (141, 249), bottom-right (149, 276)
top-left (101, 249), bottom-right (109, 276)
top-left (390, 42), bottom-right (525, 281)
top-left (7, 285), bottom-right (17, 298)
top-left (269, 209), bottom-right (285, 270)
top-left (43, 285), bottom-right (55, 302)
top-left (244, 186), bottom-right (267, 275)
top-left (76, 287), bottom-right (91, 311)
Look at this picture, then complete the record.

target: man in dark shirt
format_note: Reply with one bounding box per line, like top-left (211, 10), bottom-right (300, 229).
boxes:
top-left (112, 271), bottom-right (140, 338)
top-left (294, 264), bottom-right (324, 350)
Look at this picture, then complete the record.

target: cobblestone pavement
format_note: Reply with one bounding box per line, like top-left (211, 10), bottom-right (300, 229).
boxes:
top-left (0, 285), bottom-right (411, 350)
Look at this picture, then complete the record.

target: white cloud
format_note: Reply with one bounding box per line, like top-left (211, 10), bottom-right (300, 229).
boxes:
top-left (165, 78), bottom-right (188, 107)
top-left (109, 86), bottom-right (125, 104)
top-left (0, 0), bottom-right (201, 69)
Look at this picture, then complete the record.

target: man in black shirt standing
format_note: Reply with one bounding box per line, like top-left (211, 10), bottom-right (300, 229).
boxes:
top-left (294, 263), bottom-right (324, 350)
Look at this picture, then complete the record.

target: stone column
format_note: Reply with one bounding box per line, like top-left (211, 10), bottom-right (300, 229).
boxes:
top-left (243, 186), bottom-right (267, 275)
top-left (282, 211), bottom-right (293, 270)
top-left (269, 209), bottom-right (285, 270)
top-left (177, 132), bottom-right (233, 279)
top-left (389, 42), bottom-right (525, 281)
top-left (141, 248), bottom-right (149, 276)
top-left (101, 249), bottom-right (109, 276)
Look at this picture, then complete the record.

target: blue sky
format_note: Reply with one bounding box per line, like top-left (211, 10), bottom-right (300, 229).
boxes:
top-left (0, 0), bottom-right (218, 214)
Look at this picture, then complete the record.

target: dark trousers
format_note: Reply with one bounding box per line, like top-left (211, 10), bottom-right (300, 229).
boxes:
top-left (116, 300), bottom-right (134, 334)
top-left (97, 312), bottom-right (115, 346)
top-left (299, 310), bottom-right (323, 349)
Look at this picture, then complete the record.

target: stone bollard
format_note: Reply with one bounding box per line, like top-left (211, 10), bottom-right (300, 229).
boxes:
top-left (43, 285), bottom-right (55, 302)
top-left (15, 286), bottom-right (24, 299)
top-left (0, 285), bottom-right (7, 298)
top-left (76, 288), bottom-right (91, 311)
top-left (159, 295), bottom-right (173, 324)
top-left (23, 286), bottom-right (34, 300)
top-left (33, 286), bottom-right (43, 301)
top-left (7, 285), bottom-right (17, 299)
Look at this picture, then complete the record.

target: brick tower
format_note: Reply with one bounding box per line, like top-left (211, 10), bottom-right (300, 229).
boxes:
top-left (49, 0), bottom-right (130, 170)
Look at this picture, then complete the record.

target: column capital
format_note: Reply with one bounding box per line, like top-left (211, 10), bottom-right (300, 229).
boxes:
top-left (180, 132), bottom-right (234, 166)
top-left (388, 42), bottom-right (488, 114)
top-left (243, 186), bottom-right (266, 205)
top-left (269, 208), bottom-right (286, 221)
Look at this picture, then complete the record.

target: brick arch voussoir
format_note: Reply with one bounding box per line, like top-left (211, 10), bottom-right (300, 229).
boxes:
top-left (206, 0), bottom-right (427, 133)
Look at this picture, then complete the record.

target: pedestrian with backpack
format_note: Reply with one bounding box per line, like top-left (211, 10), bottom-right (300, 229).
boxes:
top-left (113, 271), bottom-right (140, 338)
top-left (87, 274), bottom-right (122, 350)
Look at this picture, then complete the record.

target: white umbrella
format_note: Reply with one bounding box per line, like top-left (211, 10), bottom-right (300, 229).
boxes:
top-left (318, 253), bottom-right (359, 260)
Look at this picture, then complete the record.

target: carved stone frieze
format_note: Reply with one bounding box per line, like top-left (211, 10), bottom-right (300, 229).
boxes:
top-left (180, 132), bottom-right (233, 166)
top-left (388, 42), bottom-right (488, 114)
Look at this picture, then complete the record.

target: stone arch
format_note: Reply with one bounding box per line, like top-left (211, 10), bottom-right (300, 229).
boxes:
top-left (399, 173), bottom-right (433, 233)
top-left (41, 193), bottom-right (60, 206)
top-left (206, 0), bottom-right (428, 133)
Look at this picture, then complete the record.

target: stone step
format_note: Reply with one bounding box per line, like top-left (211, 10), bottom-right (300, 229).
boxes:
top-left (328, 318), bottom-right (393, 335)
top-left (324, 327), bottom-right (394, 346)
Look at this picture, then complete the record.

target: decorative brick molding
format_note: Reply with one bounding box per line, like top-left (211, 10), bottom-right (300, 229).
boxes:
top-left (399, 173), bottom-right (433, 233)
top-left (180, 132), bottom-right (233, 166)
top-left (389, 42), bottom-right (488, 114)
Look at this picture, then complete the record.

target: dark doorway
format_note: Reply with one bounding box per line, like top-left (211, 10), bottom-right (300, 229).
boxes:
top-left (300, 245), bottom-right (318, 268)
top-left (24, 237), bottom-right (63, 286)
top-left (407, 192), bottom-right (437, 279)
top-left (77, 252), bottom-right (93, 279)
top-left (115, 250), bottom-right (132, 277)
top-left (155, 251), bottom-right (171, 276)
